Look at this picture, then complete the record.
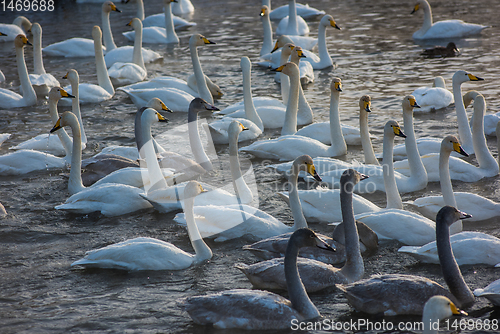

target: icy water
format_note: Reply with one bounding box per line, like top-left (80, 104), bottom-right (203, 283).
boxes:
top-left (0, 0), bottom-right (499, 332)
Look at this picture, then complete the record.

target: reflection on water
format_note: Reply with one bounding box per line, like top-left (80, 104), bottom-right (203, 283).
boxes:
top-left (0, 0), bottom-right (499, 332)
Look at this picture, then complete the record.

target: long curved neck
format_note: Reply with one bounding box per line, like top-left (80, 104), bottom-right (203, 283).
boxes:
top-left (281, 69), bottom-right (300, 136)
top-left (261, 14), bottom-right (273, 56)
top-left (16, 45), bottom-right (36, 105)
top-left (317, 22), bottom-right (331, 64)
top-left (136, 0), bottom-right (145, 20)
top-left (70, 77), bottom-right (87, 145)
top-left (421, 1), bottom-right (433, 32)
top-left (339, 181), bottom-right (364, 282)
top-left (287, 0), bottom-right (299, 35)
top-left (284, 236), bottom-right (319, 319)
top-left (48, 98), bottom-right (73, 157)
top-left (452, 79), bottom-right (473, 153)
top-left (383, 134), bottom-right (403, 209)
top-left (403, 108), bottom-right (427, 184)
top-left (360, 110), bottom-right (378, 165)
top-left (328, 90), bottom-right (347, 153)
top-left (280, 51), bottom-right (290, 105)
top-left (436, 217), bottom-right (474, 307)
top-left (164, 1), bottom-right (179, 43)
top-left (190, 43), bottom-right (213, 104)
top-left (188, 110), bottom-right (213, 171)
top-left (229, 130), bottom-right (253, 204)
top-left (33, 30), bottom-right (45, 75)
top-left (101, 10), bottom-right (116, 51)
top-left (242, 64), bottom-right (264, 130)
top-left (141, 116), bottom-right (167, 192)
top-left (67, 115), bottom-right (85, 195)
top-left (297, 80), bottom-right (312, 123)
top-left (289, 167), bottom-right (308, 230)
top-left (439, 146), bottom-right (457, 207)
top-left (132, 23), bottom-right (145, 69)
top-left (94, 35), bottom-right (114, 95)
top-left (184, 196), bottom-right (212, 264)
top-left (472, 99), bottom-right (498, 172)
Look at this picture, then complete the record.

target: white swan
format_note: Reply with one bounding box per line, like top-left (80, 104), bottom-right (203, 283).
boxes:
top-left (337, 206), bottom-right (475, 316)
top-left (240, 73), bottom-right (351, 162)
top-left (276, 0), bottom-right (310, 36)
top-left (267, 0), bottom-right (325, 20)
top-left (422, 296), bottom-right (467, 334)
top-left (0, 16), bottom-right (31, 42)
top-left (42, 2), bottom-right (120, 57)
top-left (388, 70), bottom-right (484, 159)
top-left (411, 0), bottom-right (488, 40)
top-left (123, 0), bottom-right (179, 44)
top-left (71, 181), bottom-right (212, 270)
top-left (466, 90), bottom-right (500, 136)
top-left (171, 0), bottom-right (194, 16)
top-left (394, 94), bottom-right (499, 182)
top-left (178, 228), bottom-right (334, 330)
top-left (258, 15), bottom-right (340, 70)
top-left (411, 76), bottom-right (453, 112)
top-left (0, 87), bottom-right (74, 176)
top-left (408, 134), bottom-right (500, 222)
top-left (0, 34), bottom-right (37, 109)
top-left (474, 279), bottom-right (500, 306)
top-left (118, 34), bottom-right (216, 111)
top-left (0, 133), bottom-right (11, 146)
top-left (108, 18), bottom-right (147, 86)
top-left (142, 0), bottom-right (196, 30)
top-left (236, 169), bottom-right (366, 293)
top-left (207, 57), bottom-right (263, 144)
top-left (28, 23), bottom-right (60, 97)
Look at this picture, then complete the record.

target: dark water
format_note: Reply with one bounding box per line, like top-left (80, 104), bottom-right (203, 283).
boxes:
top-left (0, 0), bottom-right (499, 332)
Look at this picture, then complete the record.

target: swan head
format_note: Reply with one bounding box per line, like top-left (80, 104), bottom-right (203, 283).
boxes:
top-left (385, 120), bottom-right (406, 139)
top-left (432, 76), bottom-right (447, 89)
top-left (103, 1), bottom-right (121, 13)
top-left (127, 18), bottom-right (142, 31)
top-left (321, 15), bottom-right (341, 30)
top-left (63, 69), bottom-right (79, 84)
top-left (50, 111), bottom-right (78, 133)
top-left (340, 169), bottom-right (369, 192)
top-left (271, 35), bottom-right (294, 53)
top-left (92, 26), bottom-right (102, 41)
top-left (402, 95), bottom-right (420, 112)
top-left (441, 135), bottom-right (469, 157)
top-left (436, 206), bottom-right (472, 229)
top-left (462, 90), bottom-right (480, 108)
top-left (183, 180), bottom-right (206, 201)
top-left (289, 228), bottom-right (335, 252)
top-left (14, 34), bottom-right (31, 49)
top-left (411, 2), bottom-right (420, 14)
top-left (292, 155), bottom-right (321, 182)
top-left (142, 107), bottom-right (169, 127)
top-left (290, 46), bottom-right (306, 64)
top-left (331, 78), bottom-right (342, 92)
top-left (422, 296), bottom-right (467, 324)
top-left (190, 34), bottom-right (216, 47)
top-left (13, 16), bottom-right (32, 32)
top-left (228, 121), bottom-right (248, 138)
top-left (189, 97), bottom-right (219, 114)
top-left (275, 62), bottom-right (299, 78)
top-left (49, 87), bottom-right (75, 102)
top-left (359, 95), bottom-right (371, 112)
top-left (452, 70), bottom-right (484, 85)
top-left (260, 5), bottom-right (269, 18)
top-left (146, 98), bottom-right (173, 113)
top-left (29, 22), bottom-right (41, 37)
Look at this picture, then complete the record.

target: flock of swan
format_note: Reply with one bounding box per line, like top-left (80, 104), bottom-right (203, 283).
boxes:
top-left (0, 0), bottom-right (498, 332)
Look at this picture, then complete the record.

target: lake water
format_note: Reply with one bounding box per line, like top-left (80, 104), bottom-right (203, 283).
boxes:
top-left (0, 0), bottom-right (499, 332)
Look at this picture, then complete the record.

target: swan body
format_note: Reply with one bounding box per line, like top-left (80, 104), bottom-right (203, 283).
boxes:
top-left (171, 0), bottom-right (194, 15)
top-left (71, 181), bottom-right (212, 270)
top-left (0, 134), bottom-right (11, 146)
top-left (269, 3), bottom-right (325, 20)
top-left (0, 16), bottom-right (31, 42)
top-left (411, 76), bottom-right (453, 112)
top-left (0, 34), bottom-right (37, 109)
top-left (411, 0), bottom-right (488, 40)
top-left (42, 2), bottom-right (120, 57)
top-left (174, 154), bottom-right (321, 242)
top-left (236, 169), bottom-right (367, 293)
top-left (276, 0), bottom-right (309, 36)
top-left (337, 206), bottom-right (474, 316)
top-left (179, 228), bottom-right (334, 330)
top-left (474, 279), bottom-right (500, 306)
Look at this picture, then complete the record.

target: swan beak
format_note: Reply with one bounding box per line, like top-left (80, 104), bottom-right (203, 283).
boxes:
top-left (62, 72), bottom-right (69, 79)
top-left (411, 4), bottom-right (419, 14)
top-left (0, 32), bottom-right (7, 37)
top-left (315, 236), bottom-right (336, 252)
top-left (453, 142), bottom-right (469, 157)
top-left (334, 82), bottom-right (343, 92)
top-left (450, 302), bottom-right (468, 316)
top-left (275, 64), bottom-right (286, 72)
top-left (458, 210), bottom-right (472, 220)
top-left (410, 97), bottom-right (420, 108)
top-left (307, 163), bottom-right (322, 182)
top-left (271, 41), bottom-right (280, 53)
top-left (126, 19), bottom-right (133, 27)
top-left (203, 101), bottom-right (220, 112)
top-left (358, 173), bottom-right (369, 181)
top-left (240, 124), bottom-right (249, 131)
top-left (330, 19), bottom-right (341, 30)
top-left (468, 73), bottom-right (484, 81)
top-left (202, 37), bottom-right (216, 45)
top-left (260, 8), bottom-right (266, 17)
top-left (393, 126), bottom-right (406, 138)
top-left (111, 4), bottom-right (121, 12)
top-left (364, 101), bottom-right (371, 112)
top-left (60, 89), bottom-right (75, 99)
top-left (297, 50), bottom-right (307, 58)
top-left (21, 35), bottom-right (31, 46)
top-left (156, 112), bottom-right (169, 123)
top-left (50, 117), bottom-right (62, 133)
top-left (160, 102), bottom-right (173, 113)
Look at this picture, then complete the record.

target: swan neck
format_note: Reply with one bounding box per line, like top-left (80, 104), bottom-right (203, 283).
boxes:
top-left (188, 111), bottom-right (213, 171)
top-left (383, 134), bottom-right (403, 209)
top-left (403, 108), bottom-right (427, 183)
top-left (184, 196), bottom-right (212, 263)
top-left (297, 81), bottom-right (312, 124)
top-left (67, 114), bottom-right (84, 195)
top-left (287, 0), bottom-right (299, 35)
top-left (317, 22), bottom-right (330, 63)
top-left (471, 100), bottom-right (498, 171)
top-left (137, 0), bottom-right (145, 20)
top-left (279, 50), bottom-right (290, 104)
top-left (49, 98), bottom-right (73, 157)
top-left (439, 146), bottom-right (457, 208)
top-left (132, 23), bottom-right (145, 69)
top-left (16, 45), bottom-right (36, 104)
top-left (101, 10), bottom-right (116, 51)
top-left (436, 215), bottom-right (474, 307)
top-left (229, 132), bottom-right (252, 203)
top-left (284, 234), bottom-right (319, 319)
top-left (281, 69), bottom-right (300, 136)
top-left (260, 13), bottom-right (273, 56)
top-left (360, 111), bottom-right (378, 165)
top-left (141, 115), bottom-right (167, 192)
top-left (71, 78), bottom-right (87, 145)
top-left (33, 30), bottom-right (45, 74)
top-left (94, 33), bottom-right (114, 95)
top-left (190, 43), bottom-right (213, 104)
top-left (452, 79), bottom-right (473, 152)
top-left (165, 1), bottom-right (179, 43)
top-left (288, 167), bottom-right (308, 230)
top-left (242, 64), bottom-right (264, 130)
top-left (327, 90), bottom-right (346, 153)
